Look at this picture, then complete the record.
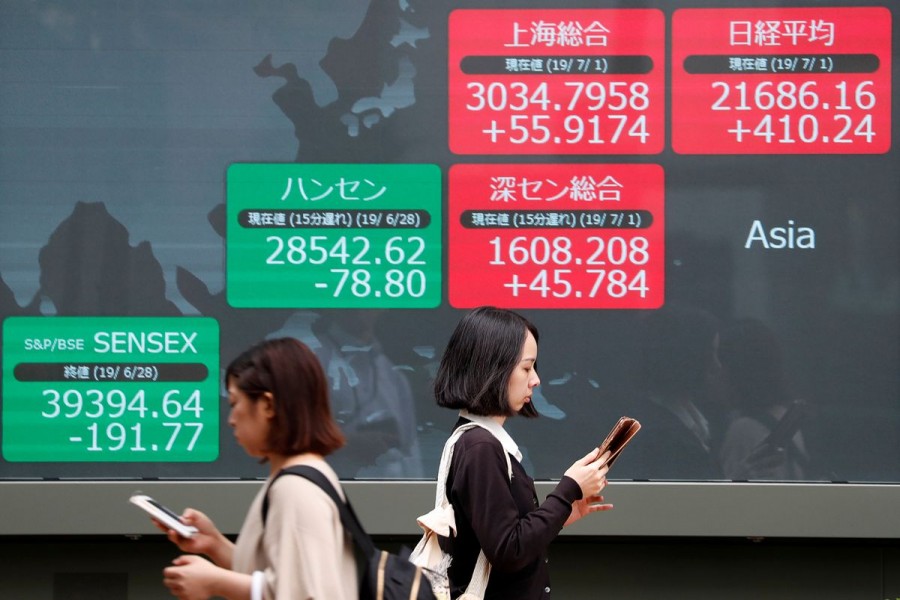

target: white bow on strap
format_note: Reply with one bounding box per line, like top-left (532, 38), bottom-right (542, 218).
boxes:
top-left (410, 421), bottom-right (512, 600)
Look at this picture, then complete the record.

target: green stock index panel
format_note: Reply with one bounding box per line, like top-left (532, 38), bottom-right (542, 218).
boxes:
top-left (3, 317), bottom-right (219, 462)
top-left (227, 163), bottom-right (442, 309)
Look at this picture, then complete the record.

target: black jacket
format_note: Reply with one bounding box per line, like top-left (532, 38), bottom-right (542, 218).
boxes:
top-left (440, 419), bottom-right (582, 599)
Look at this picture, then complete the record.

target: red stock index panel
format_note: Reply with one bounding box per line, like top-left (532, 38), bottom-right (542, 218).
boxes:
top-left (449, 9), bottom-right (665, 155)
top-left (448, 163), bottom-right (664, 309)
top-left (672, 6), bottom-right (892, 154)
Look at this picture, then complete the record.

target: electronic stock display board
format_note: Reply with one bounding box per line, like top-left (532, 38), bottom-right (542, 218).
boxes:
top-left (0, 0), bottom-right (897, 521)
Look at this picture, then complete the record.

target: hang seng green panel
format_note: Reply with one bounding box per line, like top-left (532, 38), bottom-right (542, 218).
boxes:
top-left (227, 163), bottom-right (442, 308)
top-left (2, 317), bottom-right (220, 462)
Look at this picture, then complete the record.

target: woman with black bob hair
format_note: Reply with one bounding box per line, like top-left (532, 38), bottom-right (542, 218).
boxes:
top-left (434, 306), bottom-right (613, 599)
top-left (156, 337), bottom-right (357, 600)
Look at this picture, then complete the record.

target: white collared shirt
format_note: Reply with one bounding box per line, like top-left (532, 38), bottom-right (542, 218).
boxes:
top-left (459, 409), bottom-right (523, 462)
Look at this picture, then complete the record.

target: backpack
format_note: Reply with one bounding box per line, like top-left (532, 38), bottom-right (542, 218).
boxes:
top-left (263, 465), bottom-right (438, 600)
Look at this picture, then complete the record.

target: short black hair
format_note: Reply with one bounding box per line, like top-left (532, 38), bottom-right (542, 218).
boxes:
top-left (434, 306), bottom-right (539, 418)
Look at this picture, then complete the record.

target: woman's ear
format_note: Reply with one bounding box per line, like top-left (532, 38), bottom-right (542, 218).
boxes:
top-left (259, 392), bottom-right (276, 419)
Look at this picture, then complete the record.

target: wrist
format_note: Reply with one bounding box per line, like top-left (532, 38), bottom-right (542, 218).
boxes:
top-left (209, 535), bottom-right (235, 569)
top-left (210, 568), bottom-right (253, 600)
top-left (558, 474), bottom-right (584, 500)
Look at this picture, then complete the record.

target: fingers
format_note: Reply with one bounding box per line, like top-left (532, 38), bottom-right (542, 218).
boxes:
top-left (582, 459), bottom-right (609, 493)
top-left (577, 448), bottom-right (609, 469)
top-left (181, 508), bottom-right (203, 527)
top-left (580, 447), bottom-right (601, 464)
top-left (151, 517), bottom-right (170, 534)
top-left (583, 494), bottom-right (614, 511)
top-left (167, 528), bottom-right (185, 546)
top-left (565, 449), bottom-right (614, 500)
top-left (163, 556), bottom-right (200, 599)
top-left (171, 555), bottom-right (192, 567)
top-left (590, 450), bottom-right (612, 469)
top-left (578, 470), bottom-right (608, 497)
top-left (162, 571), bottom-right (184, 597)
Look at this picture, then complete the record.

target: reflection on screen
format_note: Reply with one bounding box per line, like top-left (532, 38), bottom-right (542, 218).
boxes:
top-left (0, 1), bottom-right (897, 484)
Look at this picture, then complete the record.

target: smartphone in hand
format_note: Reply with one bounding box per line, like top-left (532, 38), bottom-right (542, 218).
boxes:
top-left (129, 494), bottom-right (198, 538)
top-left (598, 416), bottom-right (641, 470)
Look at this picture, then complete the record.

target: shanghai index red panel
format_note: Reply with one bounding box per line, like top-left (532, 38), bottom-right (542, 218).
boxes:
top-left (448, 163), bottom-right (664, 310)
top-left (449, 9), bottom-right (665, 155)
top-left (672, 7), bottom-right (891, 154)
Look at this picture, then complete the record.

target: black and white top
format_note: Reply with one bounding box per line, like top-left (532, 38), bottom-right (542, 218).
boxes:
top-left (440, 415), bottom-right (582, 599)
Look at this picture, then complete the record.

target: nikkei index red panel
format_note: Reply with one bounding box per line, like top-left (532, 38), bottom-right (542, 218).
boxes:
top-left (672, 7), bottom-right (892, 154)
top-left (448, 164), bottom-right (664, 310)
top-left (449, 9), bottom-right (665, 155)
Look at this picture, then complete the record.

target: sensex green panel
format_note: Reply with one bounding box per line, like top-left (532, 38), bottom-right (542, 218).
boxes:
top-left (2, 317), bottom-right (219, 462)
top-left (227, 163), bottom-right (442, 308)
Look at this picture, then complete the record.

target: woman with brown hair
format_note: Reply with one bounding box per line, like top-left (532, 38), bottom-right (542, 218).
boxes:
top-left (156, 337), bottom-right (357, 600)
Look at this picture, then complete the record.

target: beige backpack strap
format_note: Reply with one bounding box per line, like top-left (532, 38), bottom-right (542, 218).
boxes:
top-left (449, 422), bottom-right (512, 599)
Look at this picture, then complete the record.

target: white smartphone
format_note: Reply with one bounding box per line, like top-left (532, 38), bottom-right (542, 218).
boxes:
top-left (129, 493), bottom-right (198, 538)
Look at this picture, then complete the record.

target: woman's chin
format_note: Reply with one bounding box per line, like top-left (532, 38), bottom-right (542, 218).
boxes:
top-left (519, 401), bottom-right (539, 418)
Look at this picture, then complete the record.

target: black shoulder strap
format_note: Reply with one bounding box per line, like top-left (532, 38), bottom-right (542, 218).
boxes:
top-left (262, 465), bottom-right (376, 557)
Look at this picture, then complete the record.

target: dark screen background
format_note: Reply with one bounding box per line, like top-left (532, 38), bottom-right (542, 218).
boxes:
top-left (0, 0), bottom-right (896, 483)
